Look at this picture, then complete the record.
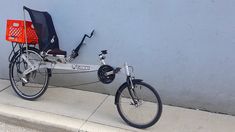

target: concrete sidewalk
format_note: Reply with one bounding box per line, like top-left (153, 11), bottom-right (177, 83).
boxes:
top-left (0, 79), bottom-right (235, 132)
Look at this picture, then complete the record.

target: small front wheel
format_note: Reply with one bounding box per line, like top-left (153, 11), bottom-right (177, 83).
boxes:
top-left (116, 81), bottom-right (162, 128)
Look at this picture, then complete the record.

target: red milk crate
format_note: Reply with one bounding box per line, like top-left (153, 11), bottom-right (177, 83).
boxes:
top-left (6, 20), bottom-right (38, 44)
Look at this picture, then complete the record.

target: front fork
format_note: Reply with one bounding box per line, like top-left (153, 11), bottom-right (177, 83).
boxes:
top-left (127, 76), bottom-right (140, 105)
top-left (124, 63), bottom-right (139, 105)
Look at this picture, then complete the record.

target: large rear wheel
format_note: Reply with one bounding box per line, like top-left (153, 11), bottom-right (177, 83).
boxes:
top-left (9, 47), bottom-right (50, 100)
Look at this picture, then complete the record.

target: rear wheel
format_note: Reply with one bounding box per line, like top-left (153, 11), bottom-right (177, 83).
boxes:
top-left (9, 47), bottom-right (50, 100)
top-left (116, 81), bottom-right (162, 128)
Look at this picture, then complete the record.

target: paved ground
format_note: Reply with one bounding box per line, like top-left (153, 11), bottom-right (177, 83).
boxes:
top-left (0, 79), bottom-right (235, 132)
top-left (0, 121), bottom-right (40, 132)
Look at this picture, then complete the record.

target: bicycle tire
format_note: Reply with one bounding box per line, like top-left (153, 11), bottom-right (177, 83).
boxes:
top-left (9, 47), bottom-right (50, 100)
top-left (116, 81), bottom-right (162, 128)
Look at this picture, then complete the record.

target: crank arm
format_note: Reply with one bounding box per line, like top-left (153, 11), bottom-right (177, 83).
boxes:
top-left (105, 67), bottom-right (121, 76)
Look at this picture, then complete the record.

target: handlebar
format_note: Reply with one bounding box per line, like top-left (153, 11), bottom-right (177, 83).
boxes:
top-left (68, 30), bottom-right (95, 61)
top-left (75, 30), bottom-right (95, 52)
top-left (87, 30), bottom-right (94, 38)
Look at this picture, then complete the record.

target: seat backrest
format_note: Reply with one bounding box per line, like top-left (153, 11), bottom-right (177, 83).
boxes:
top-left (24, 6), bottom-right (59, 52)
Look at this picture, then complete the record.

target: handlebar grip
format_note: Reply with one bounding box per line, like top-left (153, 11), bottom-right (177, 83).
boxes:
top-left (90, 30), bottom-right (95, 37)
top-left (101, 50), bottom-right (107, 54)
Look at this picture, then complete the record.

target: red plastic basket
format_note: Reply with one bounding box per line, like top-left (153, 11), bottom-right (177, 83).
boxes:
top-left (6, 20), bottom-right (38, 44)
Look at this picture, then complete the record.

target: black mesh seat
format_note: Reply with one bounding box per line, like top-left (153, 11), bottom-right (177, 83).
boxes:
top-left (47, 48), bottom-right (67, 56)
top-left (24, 6), bottom-right (66, 56)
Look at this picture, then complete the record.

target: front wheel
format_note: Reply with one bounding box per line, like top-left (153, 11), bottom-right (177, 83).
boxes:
top-left (116, 81), bottom-right (162, 128)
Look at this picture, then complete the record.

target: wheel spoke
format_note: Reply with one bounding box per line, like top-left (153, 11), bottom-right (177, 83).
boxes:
top-left (116, 81), bottom-right (162, 128)
top-left (9, 48), bottom-right (49, 100)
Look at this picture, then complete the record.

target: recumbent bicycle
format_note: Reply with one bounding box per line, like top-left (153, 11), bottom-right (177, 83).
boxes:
top-left (6, 6), bottom-right (162, 128)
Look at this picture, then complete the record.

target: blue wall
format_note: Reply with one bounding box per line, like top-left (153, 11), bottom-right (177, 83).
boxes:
top-left (1, 0), bottom-right (235, 115)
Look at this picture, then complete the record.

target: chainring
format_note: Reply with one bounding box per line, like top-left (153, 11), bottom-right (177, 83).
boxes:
top-left (97, 65), bottom-right (115, 84)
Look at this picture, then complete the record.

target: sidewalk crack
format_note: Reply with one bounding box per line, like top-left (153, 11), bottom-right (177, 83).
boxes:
top-left (0, 85), bottom-right (11, 93)
top-left (78, 95), bottom-right (109, 131)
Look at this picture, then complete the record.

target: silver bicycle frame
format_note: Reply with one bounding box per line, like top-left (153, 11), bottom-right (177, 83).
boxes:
top-left (21, 52), bottom-right (132, 78)
top-left (21, 55), bottom-right (100, 76)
